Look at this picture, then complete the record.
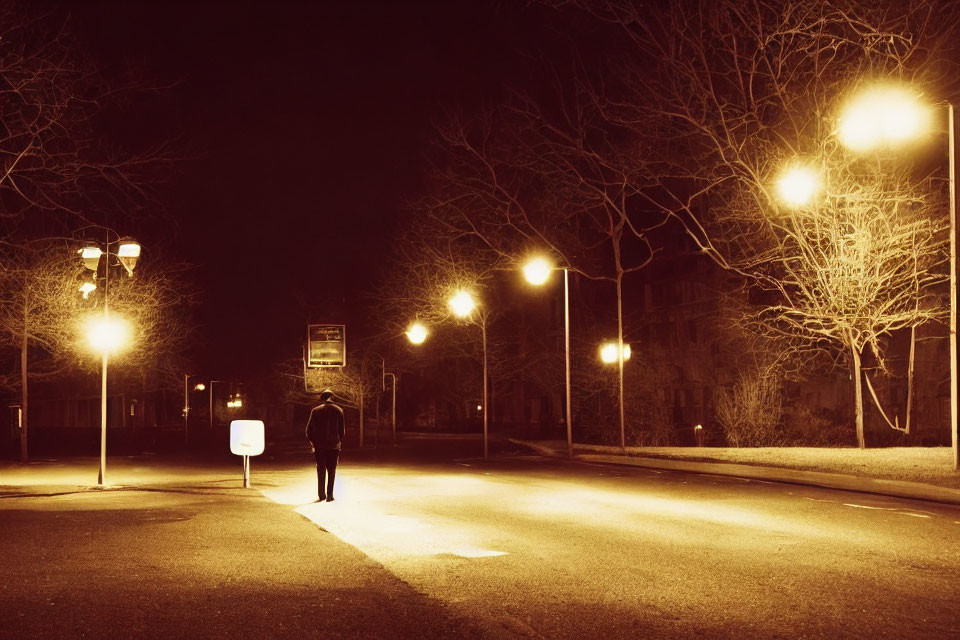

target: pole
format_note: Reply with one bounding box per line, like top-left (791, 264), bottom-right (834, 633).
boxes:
top-left (617, 276), bottom-right (626, 451)
top-left (98, 229), bottom-right (110, 486)
top-left (243, 455), bottom-right (250, 488)
top-left (949, 104), bottom-right (958, 470)
top-left (482, 319), bottom-right (488, 459)
top-left (99, 350), bottom-right (108, 485)
top-left (209, 381), bottom-right (214, 433)
top-left (384, 373), bottom-right (397, 443)
top-left (184, 374), bottom-right (190, 445)
top-left (564, 268), bottom-right (573, 459)
top-left (359, 392), bottom-right (364, 447)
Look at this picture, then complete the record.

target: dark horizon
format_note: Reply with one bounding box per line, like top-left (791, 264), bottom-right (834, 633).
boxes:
top-left (50, 0), bottom-right (556, 379)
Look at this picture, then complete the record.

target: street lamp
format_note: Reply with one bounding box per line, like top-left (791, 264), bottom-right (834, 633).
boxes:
top-left (523, 256), bottom-right (574, 459)
top-left (600, 341), bottom-right (631, 364)
top-left (406, 321), bottom-right (428, 345)
top-left (776, 165), bottom-right (820, 208)
top-left (448, 290), bottom-right (489, 459)
top-left (837, 84), bottom-right (957, 469)
top-left (370, 353), bottom-right (399, 444)
top-left (198, 380), bottom-right (237, 432)
top-left (78, 232), bottom-right (141, 486)
top-left (837, 86), bottom-right (930, 152)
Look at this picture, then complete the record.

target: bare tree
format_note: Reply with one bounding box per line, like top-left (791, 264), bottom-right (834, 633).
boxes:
top-left (547, 0), bottom-right (958, 447)
top-left (0, 240), bottom-right (81, 461)
top-left (0, 9), bottom-right (167, 225)
top-left (424, 85), bottom-right (666, 447)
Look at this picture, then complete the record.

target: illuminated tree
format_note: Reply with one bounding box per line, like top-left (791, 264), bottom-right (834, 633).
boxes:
top-left (375, 218), bottom-right (505, 430)
top-left (0, 241), bottom-right (81, 461)
top-left (545, 0), bottom-right (957, 447)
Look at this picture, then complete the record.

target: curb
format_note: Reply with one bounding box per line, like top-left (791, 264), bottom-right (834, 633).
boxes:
top-left (508, 439), bottom-right (960, 507)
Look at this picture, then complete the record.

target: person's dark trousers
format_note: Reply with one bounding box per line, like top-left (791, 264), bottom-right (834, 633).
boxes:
top-left (313, 448), bottom-right (340, 500)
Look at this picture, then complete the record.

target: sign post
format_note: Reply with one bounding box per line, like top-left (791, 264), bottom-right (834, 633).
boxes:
top-left (230, 420), bottom-right (265, 488)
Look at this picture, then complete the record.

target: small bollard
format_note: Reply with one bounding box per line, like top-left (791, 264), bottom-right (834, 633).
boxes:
top-left (230, 420), bottom-right (265, 488)
top-left (694, 423), bottom-right (704, 447)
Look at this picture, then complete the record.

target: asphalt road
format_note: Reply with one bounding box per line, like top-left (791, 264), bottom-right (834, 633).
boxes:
top-left (2, 435), bottom-right (960, 639)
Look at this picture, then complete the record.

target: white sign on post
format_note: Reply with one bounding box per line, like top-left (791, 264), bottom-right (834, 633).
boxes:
top-left (230, 420), bottom-right (264, 487)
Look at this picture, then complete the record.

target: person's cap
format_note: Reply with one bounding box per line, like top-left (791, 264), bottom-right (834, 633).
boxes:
top-left (319, 389), bottom-right (333, 400)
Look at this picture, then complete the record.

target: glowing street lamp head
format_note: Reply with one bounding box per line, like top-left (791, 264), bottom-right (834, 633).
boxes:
top-left (838, 86), bottom-right (929, 152)
top-left (78, 281), bottom-right (97, 299)
top-left (85, 315), bottom-right (131, 354)
top-left (79, 245), bottom-right (103, 272)
top-left (117, 239), bottom-right (141, 277)
top-left (522, 257), bottom-right (552, 286)
top-left (406, 321), bottom-right (428, 345)
top-left (448, 290), bottom-right (477, 318)
top-left (194, 382), bottom-right (206, 391)
top-left (776, 165), bottom-right (819, 208)
top-left (600, 342), bottom-right (631, 364)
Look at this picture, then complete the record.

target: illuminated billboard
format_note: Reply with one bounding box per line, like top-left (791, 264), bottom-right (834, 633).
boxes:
top-left (306, 324), bottom-right (346, 368)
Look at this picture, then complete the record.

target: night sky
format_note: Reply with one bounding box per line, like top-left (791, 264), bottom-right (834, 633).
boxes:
top-left (51, 0), bottom-right (554, 379)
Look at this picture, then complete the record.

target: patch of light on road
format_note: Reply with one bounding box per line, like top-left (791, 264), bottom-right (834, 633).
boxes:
top-left (261, 475), bottom-right (508, 561)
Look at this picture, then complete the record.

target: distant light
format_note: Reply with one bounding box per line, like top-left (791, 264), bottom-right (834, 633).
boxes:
top-left (449, 291), bottom-right (476, 318)
top-left (476, 404), bottom-right (482, 411)
top-left (776, 166), bottom-right (819, 208)
top-left (695, 424), bottom-right (703, 431)
top-left (522, 257), bottom-right (552, 286)
top-left (406, 322), bottom-right (428, 345)
top-left (79, 281), bottom-right (97, 299)
top-left (85, 315), bottom-right (131, 353)
top-left (838, 86), bottom-right (929, 151)
top-left (600, 342), bottom-right (631, 364)
top-left (194, 382), bottom-right (206, 391)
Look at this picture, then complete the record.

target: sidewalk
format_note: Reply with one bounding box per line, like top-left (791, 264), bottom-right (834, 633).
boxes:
top-left (510, 439), bottom-right (960, 507)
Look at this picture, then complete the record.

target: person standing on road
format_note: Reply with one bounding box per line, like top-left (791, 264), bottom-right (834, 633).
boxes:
top-left (305, 389), bottom-right (345, 502)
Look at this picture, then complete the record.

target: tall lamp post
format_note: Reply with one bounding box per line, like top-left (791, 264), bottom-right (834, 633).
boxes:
top-left (365, 352), bottom-right (399, 445)
top-left (79, 233), bottom-right (141, 486)
top-left (379, 358), bottom-right (398, 444)
top-left (196, 380), bottom-right (233, 432)
top-left (836, 85), bottom-right (957, 469)
top-left (448, 291), bottom-right (489, 459)
top-left (523, 257), bottom-right (574, 458)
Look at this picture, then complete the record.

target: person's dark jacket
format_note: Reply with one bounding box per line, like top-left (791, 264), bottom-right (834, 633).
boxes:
top-left (306, 402), bottom-right (345, 450)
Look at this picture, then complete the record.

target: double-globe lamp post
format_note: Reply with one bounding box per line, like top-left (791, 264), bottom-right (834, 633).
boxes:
top-left (79, 234), bottom-right (141, 486)
top-left (776, 85), bottom-right (957, 468)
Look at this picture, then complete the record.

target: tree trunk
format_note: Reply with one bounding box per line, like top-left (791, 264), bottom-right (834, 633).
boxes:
top-left (850, 340), bottom-right (866, 449)
top-left (905, 324), bottom-right (915, 435)
top-left (616, 271), bottom-right (626, 450)
top-left (19, 326), bottom-right (28, 463)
